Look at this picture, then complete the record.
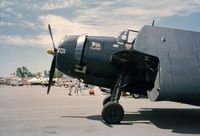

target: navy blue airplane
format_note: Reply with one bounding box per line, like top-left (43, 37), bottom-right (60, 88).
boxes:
top-left (47, 23), bottom-right (200, 124)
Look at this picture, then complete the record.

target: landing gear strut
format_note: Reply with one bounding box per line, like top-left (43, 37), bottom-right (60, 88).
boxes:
top-left (102, 68), bottom-right (127, 124)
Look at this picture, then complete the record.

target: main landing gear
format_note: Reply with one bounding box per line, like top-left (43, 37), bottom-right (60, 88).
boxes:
top-left (101, 69), bottom-right (127, 124)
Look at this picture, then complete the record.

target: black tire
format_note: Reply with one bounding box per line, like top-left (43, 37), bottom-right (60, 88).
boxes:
top-left (102, 102), bottom-right (124, 124)
top-left (132, 93), bottom-right (140, 99)
top-left (103, 95), bottom-right (111, 106)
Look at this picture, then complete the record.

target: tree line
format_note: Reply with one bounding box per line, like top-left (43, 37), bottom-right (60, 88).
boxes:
top-left (14, 66), bottom-right (63, 78)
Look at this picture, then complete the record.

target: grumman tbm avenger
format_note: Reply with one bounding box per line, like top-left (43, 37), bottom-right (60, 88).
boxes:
top-left (47, 22), bottom-right (200, 124)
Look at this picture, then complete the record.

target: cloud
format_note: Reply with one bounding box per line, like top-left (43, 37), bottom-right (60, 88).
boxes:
top-left (0, 13), bottom-right (10, 18)
top-left (0, 1), bottom-right (14, 8)
top-left (0, 21), bottom-right (14, 26)
top-left (19, 20), bottom-right (37, 29)
top-left (1, 0), bottom-right (200, 49)
top-left (42, 14), bottom-right (110, 42)
top-left (0, 14), bottom-right (113, 48)
top-left (38, 14), bottom-right (108, 36)
top-left (0, 14), bottom-right (101, 48)
top-left (3, 7), bottom-right (22, 18)
top-left (75, 0), bottom-right (200, 27)
top-left (0, 34), bottom-right (51, 48)
top-left (33, 0), bottom-right (78, 10)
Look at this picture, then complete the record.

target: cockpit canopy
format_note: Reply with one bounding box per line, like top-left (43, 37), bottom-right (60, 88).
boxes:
top-left (117, 29), bottom-right (138, 44)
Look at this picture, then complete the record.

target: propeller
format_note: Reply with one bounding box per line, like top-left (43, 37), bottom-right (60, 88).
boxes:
top-left (48, 24), bottom-right (56, 52)
top-left (47, 24), bottom-right (57, 94)
top-left (152, 20), bottom-right (155, 27)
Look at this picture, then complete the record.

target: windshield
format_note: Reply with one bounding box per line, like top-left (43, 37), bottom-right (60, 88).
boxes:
top-left (127, 30), bottom-right (138, 43)
top-left (117, 30), bottom-right (138, 44)
top-left (117, 30), bottom-right (127, 42)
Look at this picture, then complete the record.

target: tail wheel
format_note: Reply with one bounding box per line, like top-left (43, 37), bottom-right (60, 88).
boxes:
top-left (133, 93), bottom-right (140, 99)
top-left (102, 102), bottom-right (124, 124)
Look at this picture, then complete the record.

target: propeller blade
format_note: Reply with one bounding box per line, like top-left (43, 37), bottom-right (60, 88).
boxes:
top-left (48, 24), bottom-right (56, 51)
top-left (152, 20), bottom-right (155, 26)
top-left (47, 56), bottom-right (56, 94)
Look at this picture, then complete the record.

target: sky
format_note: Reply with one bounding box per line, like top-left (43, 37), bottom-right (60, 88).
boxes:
top-left (1, 0), bottom-right (200, 76)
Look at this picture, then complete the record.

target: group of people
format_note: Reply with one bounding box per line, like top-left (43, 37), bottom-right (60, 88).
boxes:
top-left (67, 79), bottom-right (85, 96)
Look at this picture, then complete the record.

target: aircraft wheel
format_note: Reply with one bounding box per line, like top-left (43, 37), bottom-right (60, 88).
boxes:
top-left (133, 93), bottom-right (140, 99)
top-left (103, 95), bottom-right (111, 106)
top-left (102, 102), bottom-right (124, 124)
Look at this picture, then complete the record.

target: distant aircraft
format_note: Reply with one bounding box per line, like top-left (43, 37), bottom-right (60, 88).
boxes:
top-left (46, 22), bottom-right (200, 124)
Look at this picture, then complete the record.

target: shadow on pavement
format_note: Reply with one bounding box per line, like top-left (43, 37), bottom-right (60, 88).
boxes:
top-left (62, 108), bottom-right (200, 134)
top-left (134, 108), bottom-right (200, 134)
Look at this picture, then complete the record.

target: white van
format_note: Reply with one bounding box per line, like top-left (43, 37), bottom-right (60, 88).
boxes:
top-left (10, 79), bottom-right (23, 86)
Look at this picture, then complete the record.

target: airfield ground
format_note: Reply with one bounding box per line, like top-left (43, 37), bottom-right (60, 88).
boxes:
top-left (0, 86), bottom-right (200, 136)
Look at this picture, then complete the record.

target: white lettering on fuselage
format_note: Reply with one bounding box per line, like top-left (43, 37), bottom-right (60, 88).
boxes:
top-left (57, 48), bottom-right (66, 54)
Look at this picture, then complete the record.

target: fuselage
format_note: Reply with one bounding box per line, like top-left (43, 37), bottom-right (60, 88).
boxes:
top-left (135, 26), bottom-right (200, 106)
top-left (56, 35), bottom-right (131, 88)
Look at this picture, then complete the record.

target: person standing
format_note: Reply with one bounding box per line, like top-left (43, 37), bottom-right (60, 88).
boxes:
top-left (74, 79), bottom-right (79, 95)
top-left (68, 80), bottom-right (74, 96)
top-left (79, 80), bottom-right (85, 95)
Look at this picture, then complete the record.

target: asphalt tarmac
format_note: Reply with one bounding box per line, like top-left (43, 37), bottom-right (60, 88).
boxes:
top-left (0, 85), bottom-right (200, 136)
